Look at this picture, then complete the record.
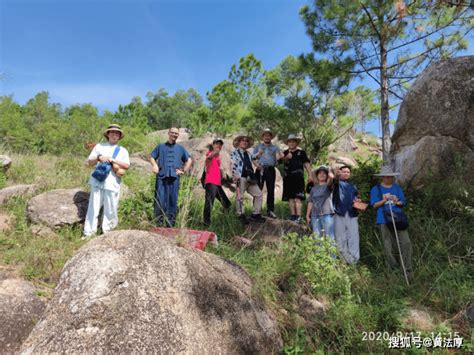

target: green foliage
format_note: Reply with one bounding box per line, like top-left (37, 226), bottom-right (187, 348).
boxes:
top-left (0, 170), bottom-right (6, 189)
top-left (145, 88), bottom-right (204, 130)
top-left (350, 155), bottom-right (383, 201)
top-left (300, 0), bottom-right (473, 100)
top-left (300, 0), bottom-right (473, 159)
top-left (0, 89), bottom-right (204, 155)
top-left (0, 152), bottom-right (472, 352)
top-left (260, 56), bottom-right (378, 159)
top-left (278, 234), bottom-right (351, 297)
top-left (118, 176), bottom-right (155, 229)
top-left (0, 196), bottom-right (84, 284)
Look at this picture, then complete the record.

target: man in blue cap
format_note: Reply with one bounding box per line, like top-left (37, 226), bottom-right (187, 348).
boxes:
top-left (149, 127), bottom-right (192, 227)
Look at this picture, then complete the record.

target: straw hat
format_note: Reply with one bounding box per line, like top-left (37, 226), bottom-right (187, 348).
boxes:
top-left (285, 134), bottom-right (302, 144)
top-left (103, 124), bottom-right (124, 140)
top-left (373, 165), bottom-right (400, 177)
top-left (233, 134), bottom-right (254, 148)
top-left (260, 128), bottom-right (274, 139)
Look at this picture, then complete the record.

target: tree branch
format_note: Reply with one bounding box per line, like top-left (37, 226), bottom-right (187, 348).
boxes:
top-left (387, 9), bottom-right (471, 54)
top-left (361, 4), bottom-right (382, 40)
top-left (388, 88), bottom-right (404, 101)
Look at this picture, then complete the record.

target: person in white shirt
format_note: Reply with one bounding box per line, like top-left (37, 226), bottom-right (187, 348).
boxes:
top-left (83, 124), bottom-right (130, 238)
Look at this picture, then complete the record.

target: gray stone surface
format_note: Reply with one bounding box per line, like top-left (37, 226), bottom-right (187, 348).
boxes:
top-left (0, 155), bottom-right (12, 172)
top-left (0, 184), bottom-right (38, 205)
top-left (391, 56), bottom-right (474, 187)
top-left (0, 212), bottom-right (14, 232)
top-left (148, 128), bottom-right (191, 143)
top-left (26, 188), bottom-right (89, 228)
top-left (0, 278), bottom-right (47, 354)
top-left (21, 230), bottom-right (282, 354)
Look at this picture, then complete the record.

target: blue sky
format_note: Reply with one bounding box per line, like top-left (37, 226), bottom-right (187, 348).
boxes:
top-left (1, 0), bottom-right (312, 107)
top-left (1, 0), bottom-right (473, 136)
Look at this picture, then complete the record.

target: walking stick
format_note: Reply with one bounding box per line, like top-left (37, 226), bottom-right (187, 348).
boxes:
top-left (236, 178), bottom-right (243, 216)
top-left (387, 200), bottom-right (410, 286)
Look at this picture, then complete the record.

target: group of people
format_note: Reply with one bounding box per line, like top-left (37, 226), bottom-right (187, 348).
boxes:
top-left (83, 124), bottom-right (413, 278)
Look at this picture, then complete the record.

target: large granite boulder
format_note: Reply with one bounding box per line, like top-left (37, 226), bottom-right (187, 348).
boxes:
top-left (129, 156), bottom-right (153, 175)
top-left (20, 230), bottom-right (282, 354)
top-left (26, 188), bottom-right (89, 228)
top-left (0, 278), bottom-right (47, 354)
top-left (0, 184), bottom-right (38, 205)
top-left (148, 128), bottom-right (191, 143)
top-left (391, 56), bottom-right (474, 187)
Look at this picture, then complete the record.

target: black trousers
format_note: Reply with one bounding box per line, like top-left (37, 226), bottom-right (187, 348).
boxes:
top-left (203, 183), bottom-right (231, 225)
top-left (255, 166), bottom-right (276, 213)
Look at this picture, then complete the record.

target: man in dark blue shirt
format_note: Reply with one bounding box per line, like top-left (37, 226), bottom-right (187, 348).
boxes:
top-left (333, 165), bottom-right (361, 264)
top-left (149, 127), bottom-right (192, 227)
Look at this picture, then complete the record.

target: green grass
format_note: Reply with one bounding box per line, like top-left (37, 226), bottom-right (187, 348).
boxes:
top-left (0, 152), bottom-right (472, 352)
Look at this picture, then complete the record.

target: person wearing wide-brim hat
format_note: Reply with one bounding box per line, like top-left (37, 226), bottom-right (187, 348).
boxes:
top-left (231, 133), bottom-right (265, 224)
top-left (282, 134), bottom-right (312, 224)
top-left (370, 165), bottom-right (413, 279)
top-left (83, 124), bottom-right (130, 239)
top-left (233, 134), bottom-right (254, 148)
top-left (285, 133), bottom-right (302, 144)
top-left (253, 128), bottom-right (284, 219)
top-left (103, 124), bottom-right (124, 140)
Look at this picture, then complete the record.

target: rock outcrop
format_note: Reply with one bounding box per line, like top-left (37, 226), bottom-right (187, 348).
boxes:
top-left (26, 188), bottom-right (89, 228)
top-left (298, 295), bottom-right (329, 323)
top-left (0, 155), bottom-right (12, 172)
top-left (148, 128), bottom-right (191, 143)
top-left (21, 230), bottom-right (282, 354)
top-left (391, 56), bottom-right (474, 187)
top-left (0, 184), bottom-right (38, 205)
top-left (0, 212), bottom-right (14, 232)
top-left (129, 156), bottom-right (153, 175)
top-left (244, 218), bottom-right (309, 243)
top-left (0, 278), bottom-right (47, 353)
top-left (402, 308), bottom-right (435, 332)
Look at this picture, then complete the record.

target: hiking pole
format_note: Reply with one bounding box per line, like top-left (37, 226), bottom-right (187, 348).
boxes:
top-left (236, 178), bottom-right (243, 218)
top-left (387, 200), bottom-right (410, 286)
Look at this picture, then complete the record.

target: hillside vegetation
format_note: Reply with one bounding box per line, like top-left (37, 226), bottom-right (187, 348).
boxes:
top-left (0, 147), bottom-right (472, 353)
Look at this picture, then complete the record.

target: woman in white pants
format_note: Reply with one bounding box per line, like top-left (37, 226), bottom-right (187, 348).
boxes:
top-left (83, 124), bottom-right (130, 238)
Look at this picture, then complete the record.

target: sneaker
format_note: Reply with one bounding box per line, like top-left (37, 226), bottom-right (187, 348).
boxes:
top-left (267, 211), bottom-right (277, 219)
top-left (249, 214), bottom-right (266, 223)
top-left (239, 214), bottom-right (250, 225)
top-left (287, 215), bottom-right (296, 221)
top-left (293, 216), bottom-right (303, 224)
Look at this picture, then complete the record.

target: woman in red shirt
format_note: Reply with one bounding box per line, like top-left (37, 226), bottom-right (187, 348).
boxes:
top-left (203, 138), bottom-right (231, 226)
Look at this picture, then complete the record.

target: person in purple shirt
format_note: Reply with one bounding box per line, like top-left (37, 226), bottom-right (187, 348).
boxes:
top-left (370, 166), bottom-right (413, 278)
